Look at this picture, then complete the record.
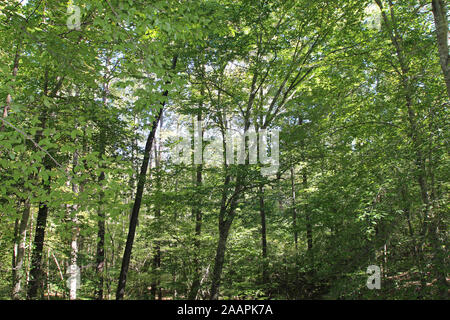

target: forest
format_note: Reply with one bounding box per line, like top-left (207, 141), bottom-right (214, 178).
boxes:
top-left (0, 0), bottom-right (448, 301)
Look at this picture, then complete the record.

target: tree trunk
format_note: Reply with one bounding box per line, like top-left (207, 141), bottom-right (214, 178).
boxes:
top-left (1, 38), bottom-right (21, 131)
top-left (116, 105), bottom-right (163, 300)
top-left (259, 185), bottom-right (269, 286)
top-left (27, 65), bottom-right (65, 299)
top-left (95, 170), bottom-right (106, 300)
top-left (210, 163), bottom-right (246, 300)
top-left (150, 114), bottom-right (163, 300)
top-left (95, 62), bottom-right (110, 300)
top-left (303, 170), bottom-right (313, 262)
top-left (210, 218), bottom-right (233, 300)
top-left (27, 105), bottom-right (51, 299)
top-left (290, 167), bottom-right (298, 250)
top-left (27, 186), bottom-right (50, 299)
top-left (116, 55), bottom-right (177, 300)
top-left (69, 150), bottom-right (80, 300)
top-left (12, 199), bottom-right (31, 299)
top-left (209, 115), bottom-right (250, 300)
top-left (188, 113), bottom-right (203, 300)
top-left (11, 218), bottom-right (19, 296)
top-left (431, 0), bottom-right (450, 98)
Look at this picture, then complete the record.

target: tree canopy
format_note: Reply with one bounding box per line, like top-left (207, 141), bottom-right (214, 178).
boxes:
top-left (0, 0), bottom-right (448, 300)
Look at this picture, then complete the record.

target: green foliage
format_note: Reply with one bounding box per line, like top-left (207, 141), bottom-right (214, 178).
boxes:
top-left (0, 0), bottom-right (447, 300)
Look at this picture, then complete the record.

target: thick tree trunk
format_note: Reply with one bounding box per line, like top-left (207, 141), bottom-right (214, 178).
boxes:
top-left (27, 104), bottom-right (51, 299)
top-left (27, 187), bottom-right (50, 299)
top-left (210, 165), bottom-right (246, 300)
top-left (116, 56), bottom-right (177, 300)
top-left (26, 66), bottom-right (65, 299)
top-left (210, 218), bottom-right (233, 300)
top-left (209, 116), bottom-right (250, 300)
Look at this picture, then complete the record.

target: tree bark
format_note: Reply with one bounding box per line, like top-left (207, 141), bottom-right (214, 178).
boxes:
top-left (12, 199), bottom-right (31, 299)
top-left (210, 161), bottom-right (246, 300)
top-left (117, 101), bottom-right (163, 300)
top-left (95, 170), bottom-right (106, 300)
top-left (290, 167), bottom-right (298, 250)
top-left (303, 170), bottom-right (313, 262)
top-left (27, 92), bottom-right (51, 299)
top-left (1, 38), bottom-right (21, 131)
top-left (95, 58), bottom-right (110, 300)
top-left (209, 217), bottom-right (233, 300)
top-left (150, 114), bottom-right (163, 300)
top-left (27, 184), bottom-right (50, 299)
top-left (259, 185), bottom-right (268, 286)
top-left (209, 101), bottom-right (251, 299)
top-left (431, 0), bottom-right (450, 98)
top-left (116, 56), bottom-right (177, 300)
top-left (188, 113), bottom-right (204, 300)
top-left (69, 150), bottom-right (80, 300)
top-left (11, 218), bottom-right (19, 296)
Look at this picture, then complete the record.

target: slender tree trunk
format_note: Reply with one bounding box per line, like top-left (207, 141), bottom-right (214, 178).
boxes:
top-left (290, 166), bottom-right (300, 296)
top-left (12, 199), bottom-right (31, 299)
top-left (46, 249), bottom-right (50, 299)
top-left (290, 167), bottom-right (298, 250)
top-left (302, 170), bottom-right (313, 262)
top-left (150, 114), bottom-right (163, 300)
top-left (259, 185), bottom-right (268, 286)
top-left (95, 62), bottom-right (110, 300)
top-left (26, 210), bottom-right (34, 286)
top-left (1, 38), bottom-right (21, 131)
top-left (11, 218), bottom-right (19, 295)
top-left (401, 184), bottom-right (426, 289)
top-left (188, 113), bottom-right (204, 300)
top-left (431, 0), bottom-right (450, 98)
top-left (116, 56), bottom-right (177, 300)
top-left (95, 170), bottom-right (106, 300)
top-left (117, 106), bottom-right (163, 300)
top-left (69, 150), bottom-right (80, 300)
top-left (7, 42), bottom-right (28, 295)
